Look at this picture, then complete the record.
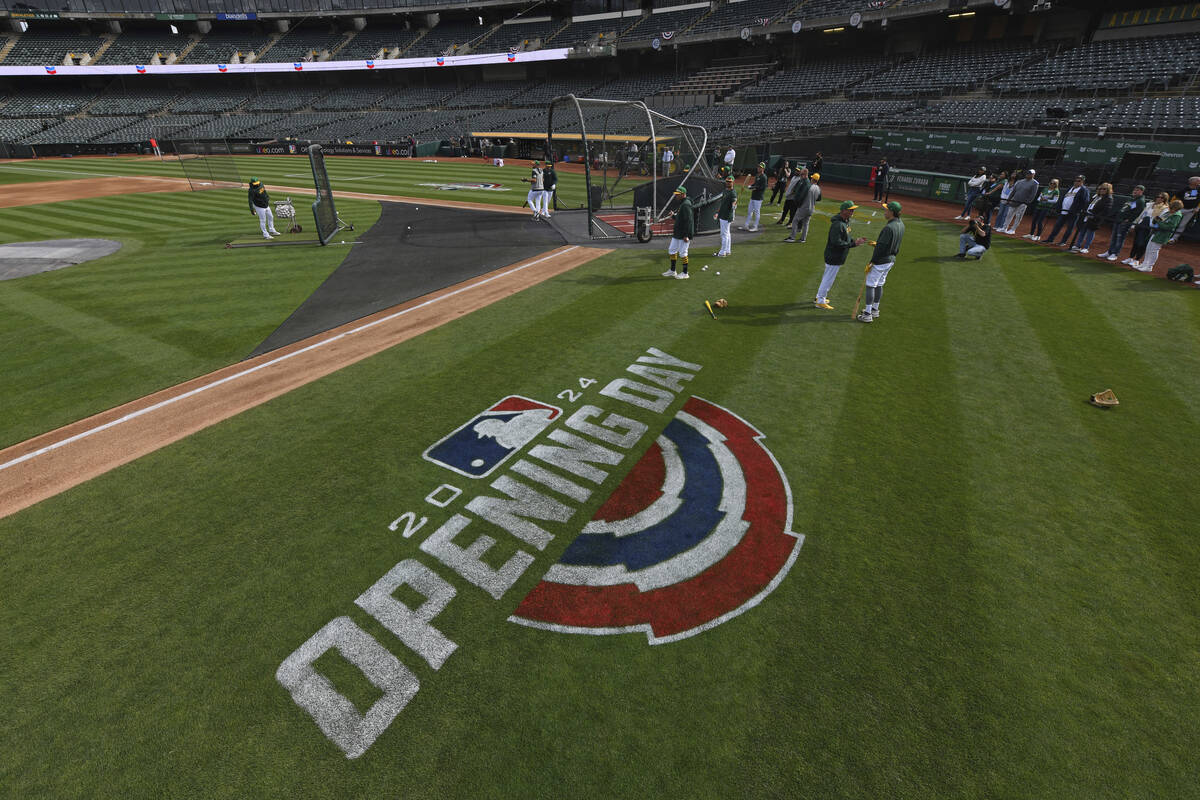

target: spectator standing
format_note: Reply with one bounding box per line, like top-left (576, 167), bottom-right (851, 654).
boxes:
top-left (812, 152), bottom-right (823, 176)
top-left (769, 162), bottom-right (791, 205)
top-left (1124, 191), bottom-right (1171, 269)
top-left (1071, 182), bottom-right (1113, 253)
top-left (1025, 179), bottom-right (1060, 241)
top-left (662, 146), bottom-right (674, 177)
top-left (980, 171), bottom-right (1007, 223)
top-left (1046, 175), bottom-right (1090, 246)
top-left (873, 158), bottom-right (891, 202)
top-left (1001, 170), bottom-right (1039, 234)
top-left (958, 166), bottom-right (988, 220)
top-left (777, 167), bottom-right (808, 227)
top-left (1099, 185), bottom-right (1145, 261)
top-left (786, 172), bottom-right (821, 244)
top-left (724, 146), bottom-right (736, 173)
top-left (1170, 176), bottom-right (1199, 243)
top-left (1136, 199), bottom-right (1184, 272)
top-left (994, 173), bottom-right (1018, 231)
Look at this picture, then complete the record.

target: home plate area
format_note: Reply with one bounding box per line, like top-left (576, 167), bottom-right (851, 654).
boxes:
top-left (595, 212), bottom-right (674, 237)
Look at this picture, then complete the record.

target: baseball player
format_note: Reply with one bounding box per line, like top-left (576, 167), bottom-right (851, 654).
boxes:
top-left (857, 201), bottom-right (905, 323)
top-left (539, 162), bottom-right (557, 219)
top-left (740, 162), bottom-right (767, 231)
top-left (248, 177), bottom-right (280, 239)
top-left (521, 160), bottom-right (544, 220)
top-left (814, 200), bottom-right (868, 309)
top-left (662, 186), bottom-right (694, 280)
top-left (714, 175), bottom-right (737, 257)
top-left (723, 146), bottom-right (736, 173)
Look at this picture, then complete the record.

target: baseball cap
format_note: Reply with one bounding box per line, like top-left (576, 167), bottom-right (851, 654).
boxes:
top-left (811, 172), bottom-right (821, 181)
top-left (840, 200), bottom-right (859, 211)
top-left (884, 200), bottom-right (902, 214)
top-left (673, 186), bottom-right (687, 196)
top-left (724, 176), bottom-right (734, 183)
top-left (1134, 184), bottom-right (1146, 191)
top-left (757, 161), bottom-right (766, 168)
top-left (1029, 169), bottom-right (1036, 175)
top-left (250, 177), bottom-right (259, 183)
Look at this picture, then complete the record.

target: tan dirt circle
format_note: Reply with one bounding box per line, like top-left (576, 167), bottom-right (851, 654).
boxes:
top-left (0, 244), bottom-right (610, 520)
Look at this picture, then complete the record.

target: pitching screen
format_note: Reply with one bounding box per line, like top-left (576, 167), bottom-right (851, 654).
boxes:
top-left (309, 144), bottom-right (338, 246)
top-left (173, 139), bottom-right (241, 191)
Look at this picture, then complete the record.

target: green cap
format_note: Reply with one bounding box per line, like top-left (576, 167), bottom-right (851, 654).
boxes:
top-left (250, 177), bottom-right (259, 183)
top-left (839, 200), bottom-right (859, 211)
top-left (885, 200), bottom-right (902, 214)
top-left (673, 186), bottom-right (687, 197)
top-left (758, 162), bottom-right (766, 168)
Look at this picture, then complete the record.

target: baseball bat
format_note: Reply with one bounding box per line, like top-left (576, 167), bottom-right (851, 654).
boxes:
top-left (851, 262), bottom-right (872, 319)
top-left (705, 300), bottom-right (717, 320)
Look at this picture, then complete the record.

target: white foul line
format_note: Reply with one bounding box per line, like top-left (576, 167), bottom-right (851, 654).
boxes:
top-left (0, 245), bottom-right (580, 474)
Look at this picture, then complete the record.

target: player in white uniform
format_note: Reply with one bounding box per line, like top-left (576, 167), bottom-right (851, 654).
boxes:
top-left (538, 163), bottom-right (556, 219)
top-left (522, 161), bottom-right (545, 220)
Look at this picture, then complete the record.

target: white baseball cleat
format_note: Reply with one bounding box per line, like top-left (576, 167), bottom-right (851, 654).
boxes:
top-left (676, 272), bottom-right (690, 279)
top-left (662, 269), bottom-right (677, 277)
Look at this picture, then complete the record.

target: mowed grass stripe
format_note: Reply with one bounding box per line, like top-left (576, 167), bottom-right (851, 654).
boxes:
top-left (936, 230), bottom-right (1200, 795)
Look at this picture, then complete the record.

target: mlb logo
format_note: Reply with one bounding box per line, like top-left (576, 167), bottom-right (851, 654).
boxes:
top-left (424, 396), bottom-right (561, 478)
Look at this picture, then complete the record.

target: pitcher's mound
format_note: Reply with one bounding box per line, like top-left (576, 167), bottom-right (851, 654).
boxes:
top-left (0, 239), bottom-right (122, 280)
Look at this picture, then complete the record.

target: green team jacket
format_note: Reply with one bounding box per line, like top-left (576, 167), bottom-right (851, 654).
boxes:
top-left (870, 218), bottom-right (905, 263)
top-left (751, 173), bottom-right (768, 201)
top-left (823, 215), bottom-right (858, 265)
top-left (672, 198), bottom-right (695, 239)
top-left (1150, 210), bottom-right (1182, 244)
top-left (718, 189), bottom-right (736, 221)
top-left (248, 184), bottom-right (269, 210)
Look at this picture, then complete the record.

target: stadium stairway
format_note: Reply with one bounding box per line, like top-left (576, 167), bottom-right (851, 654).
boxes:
top-left (173, 35), bottom-right (202, 64)
top-left (327, 30), bottom-right (359, 59)
top-left (397, 28), bottom-right (429, 57)
top-left (250, 32), bottom-right (284, 64)
top-left (0, 36), bottom-right (16, 64)
top-left (85, 34), bottom-right (116, 66)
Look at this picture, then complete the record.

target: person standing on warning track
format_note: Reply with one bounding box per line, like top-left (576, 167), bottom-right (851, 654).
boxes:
top-left (539, 162), bottom-right (557, 219)
top-left (857, 201), bottom-right (905, 323)
top-left (814, 200), bottom-right (867, 309)
top-left (714, 175), bottom-right (737, 257)
top-left (741, 162), bottom-right (767, 231)
top-left (522, 160), bottom-right (544, 220)
top-left (873, 158), bottom-right (890, 202)
top-left (723, 145), bottom-right (736, 173)
top-left (663, 186), bottom-right (694, 280)
top-left (248, 177), bottom-right (280, 240)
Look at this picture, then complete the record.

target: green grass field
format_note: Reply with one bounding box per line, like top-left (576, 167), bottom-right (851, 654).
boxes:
top-left (1, 156), bottom-right (1199, 798)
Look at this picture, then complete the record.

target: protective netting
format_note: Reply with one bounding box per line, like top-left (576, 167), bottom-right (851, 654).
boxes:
top-left (309, 144), bottom-right (339, 245)
top-left (547, 96), bottom-right (719, 239)
top-left (167, 138), bottom-right (241, 191)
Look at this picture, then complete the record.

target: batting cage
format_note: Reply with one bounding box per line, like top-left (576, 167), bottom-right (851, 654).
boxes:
top-left (158, 135), bottom-right (242, 191)
top-left (308, 144), bottom-right (353, 246)
top-left (547, 95), bottom-right (720, 240)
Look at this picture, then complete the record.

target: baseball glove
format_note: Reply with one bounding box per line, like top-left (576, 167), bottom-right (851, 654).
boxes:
top-left (1089, 389), bottom-right (1119, 408)
top-left (715, 298), bottom-right (729, 308)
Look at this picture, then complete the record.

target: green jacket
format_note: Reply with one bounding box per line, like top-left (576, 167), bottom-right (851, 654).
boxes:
top-left (718, 189), bottom-right (736, 222)
top-left (1036, 187), bottom-right (1059, 211)
top-left (823, 215), bottom-right (858, 266)
top-left (1150, 210), bottom-right (1182, 244)
top-left (672, 198), bottom-right (695, 239)
top-left (871, 218), bottom-right (904, 263)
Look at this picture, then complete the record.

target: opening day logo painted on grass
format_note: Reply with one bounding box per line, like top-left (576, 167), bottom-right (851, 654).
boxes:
top-left (276, 347), bottom-right (802, 758)
top-left (415, 182), bottom-right (510, 192)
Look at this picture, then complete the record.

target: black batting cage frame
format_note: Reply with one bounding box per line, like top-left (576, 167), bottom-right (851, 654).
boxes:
top-left (153, 130), bottom-right (242, 191)
top-left (308, 144), bottom-right (353, 245)
top-left (546, 95), bottom-right (721, 240)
